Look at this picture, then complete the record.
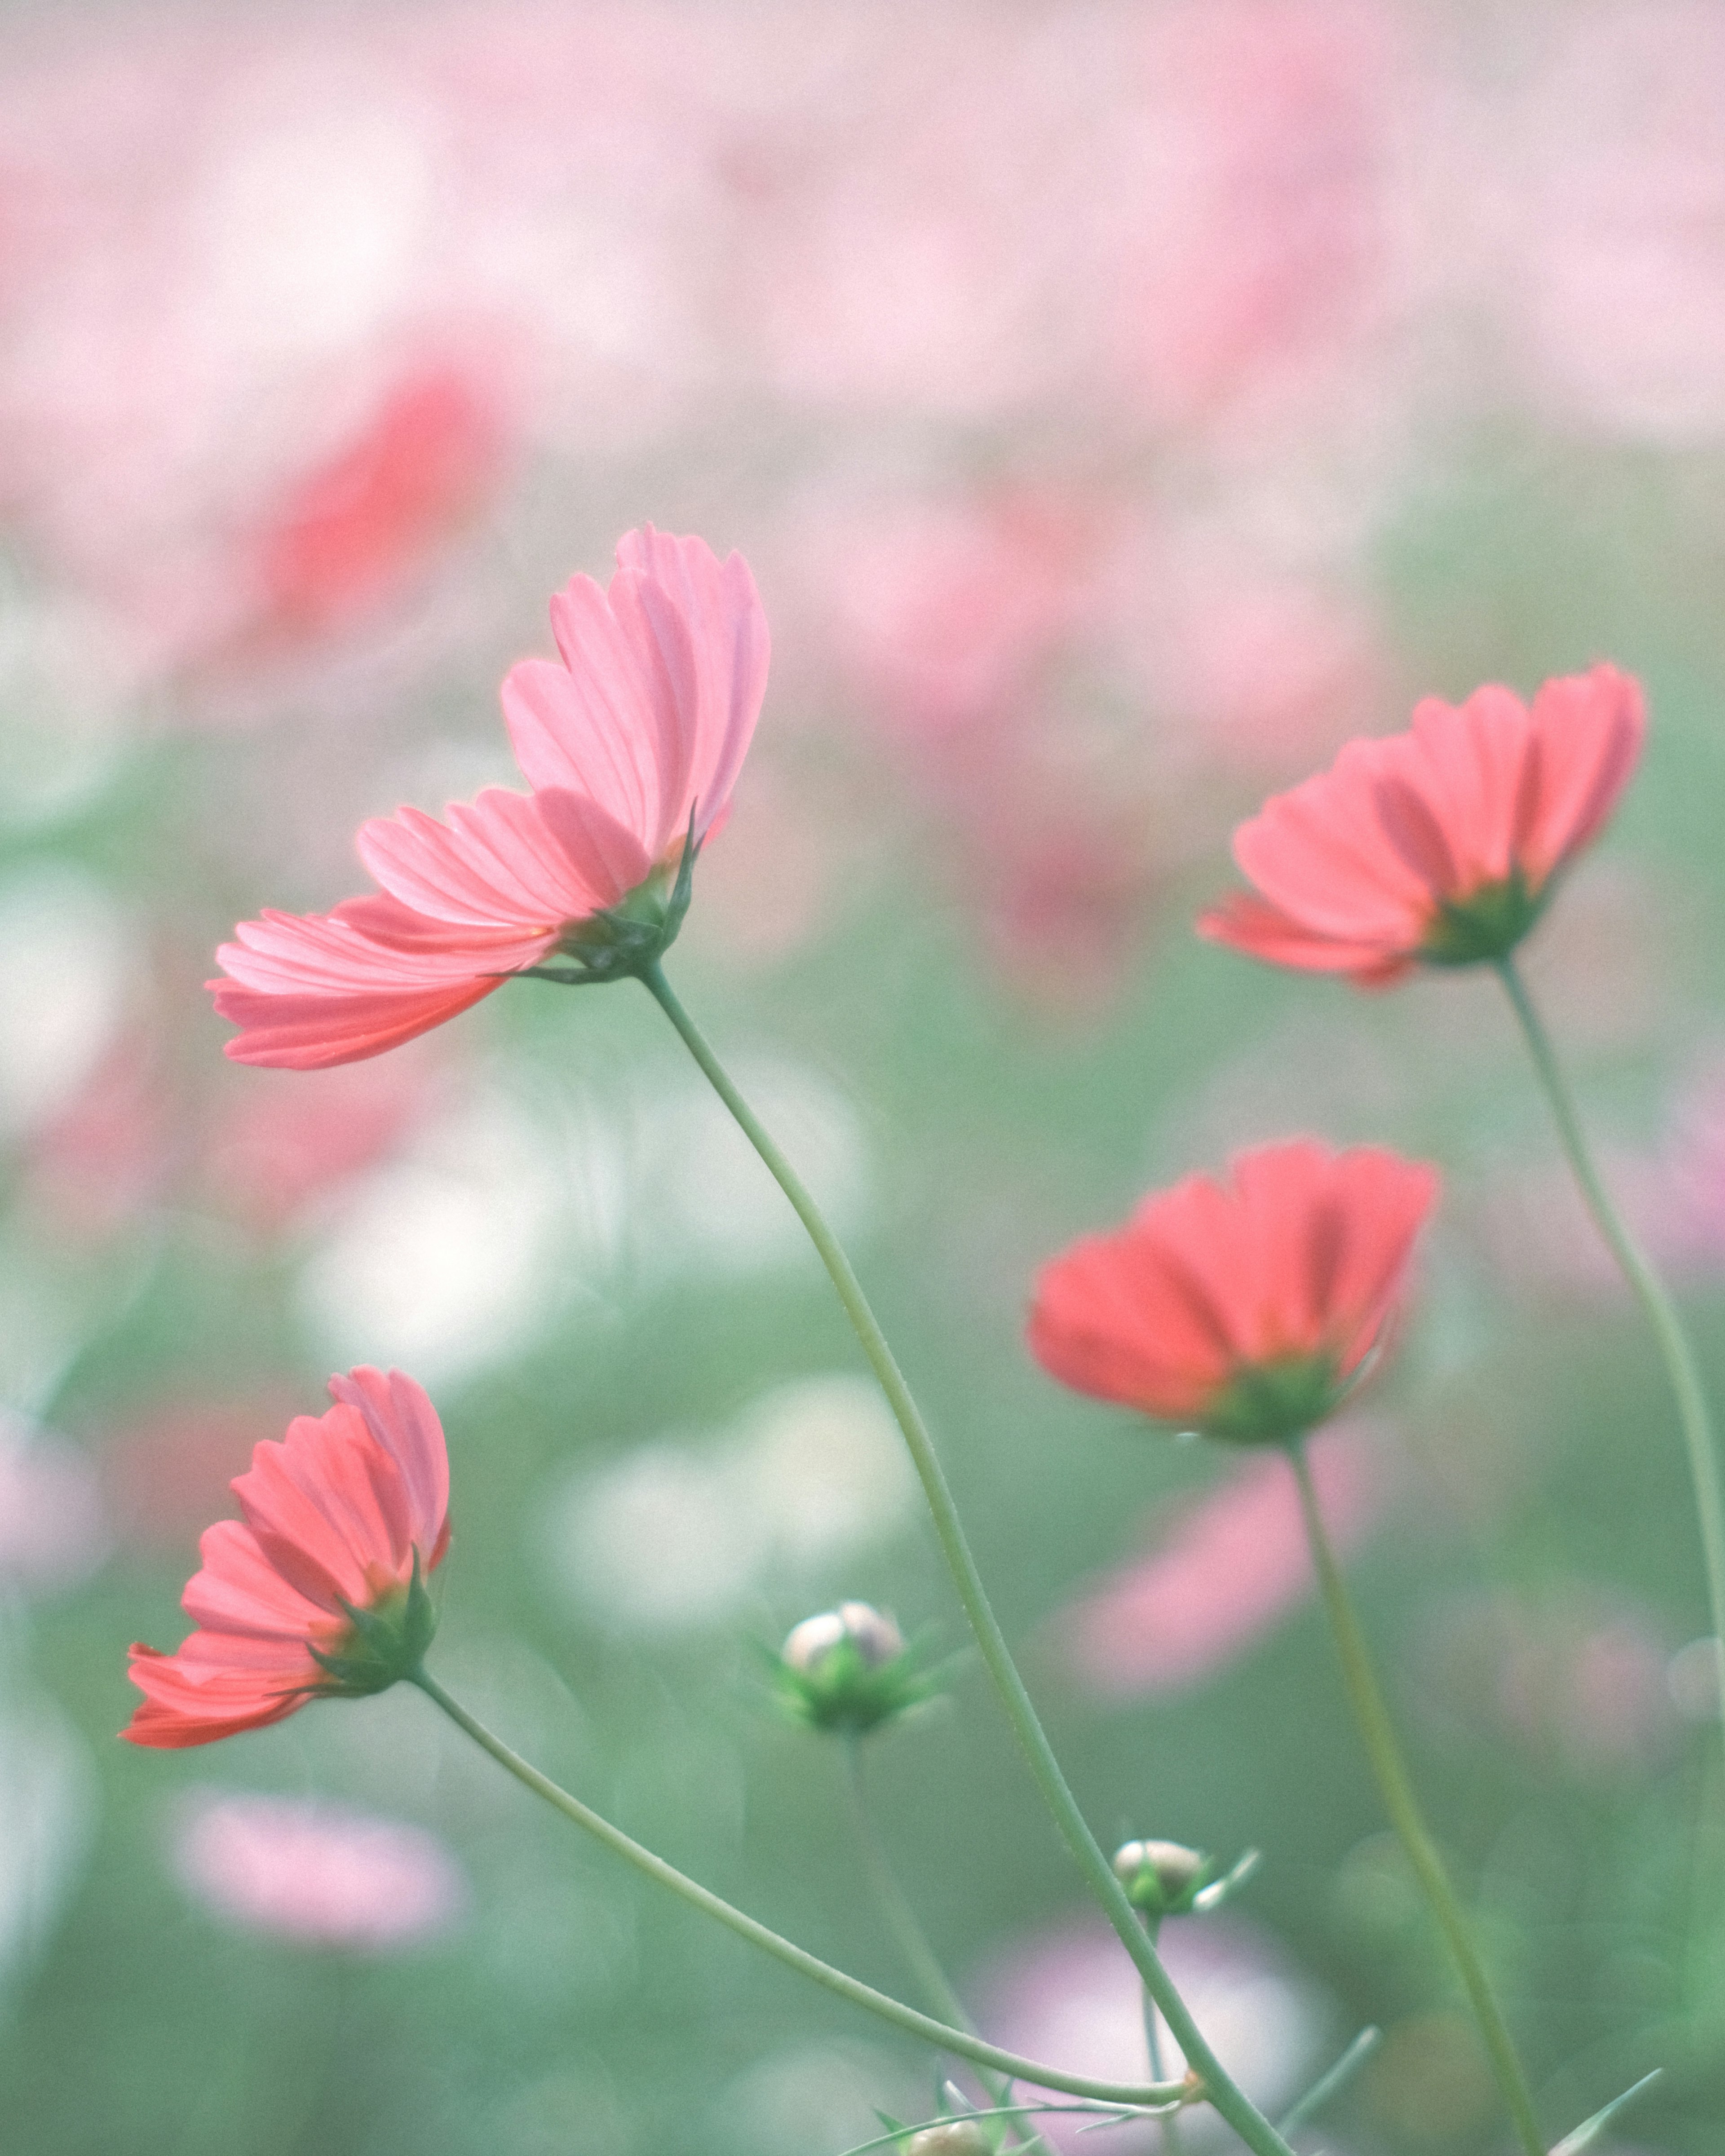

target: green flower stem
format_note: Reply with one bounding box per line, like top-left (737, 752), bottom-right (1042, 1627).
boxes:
top-left (1286, 1445), bottom-right (1545, 2156)
top-left (840, 1741), bottom-right (1049, 2156)
top-left (409, 1667), bottom-right (1171, 2108)
top-left (1137, 1918), bottom-right (1186, 2156)
top-left (1496, 953), bottom-right (1725, 1730)
top-left (641, 963), bottom-right (1295, 2156)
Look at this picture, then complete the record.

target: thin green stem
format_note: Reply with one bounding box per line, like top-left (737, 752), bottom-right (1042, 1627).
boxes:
top-left (1497, 953), bottom-right (1725, 1728)
top-left (408, 1668), bottom-right (1174, 2108)
top-left (1138, 1918), bottom-right (1186, 2156)
top-left (841, 1741), bottom-right (1048, 2156)
top-left (641, 963), bottom-right (1294, 2156)
top-left (1287, 1445), bottom-right (1544, 2156)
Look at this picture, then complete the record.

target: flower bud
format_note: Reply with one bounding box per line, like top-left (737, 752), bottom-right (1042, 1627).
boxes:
top-left (1112, 1838), bottom-right (1216, 1918)
top-left (784, 1601), bottom-right (906, 1674)
top-left (903, 2123), bottom-right (992, 2156)
top-left (772, 1602), bottom-right (938, 1735)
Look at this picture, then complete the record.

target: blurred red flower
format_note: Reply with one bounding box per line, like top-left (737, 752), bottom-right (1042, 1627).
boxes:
top-left (1199, 665), bottom-right (1645, 985)
top-left (250, 362), bottom-right (512, 643)
top-left (1028, 1139), bottom-right (1437, 1443)
top-left (209, 526), bottom-right (768, 1066)
top-left (124, 1367), bottom-right (449, 1748)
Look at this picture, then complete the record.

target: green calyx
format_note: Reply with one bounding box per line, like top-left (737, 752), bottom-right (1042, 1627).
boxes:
top-left (306, 1550), bottom-right (439, 1698)
top-left (1419, 867), bottom-right (1548, 968)
top-left (1198, 1351), bottom-right (1351, 1445)
top-left (514, 819), bottom-right (701, 990)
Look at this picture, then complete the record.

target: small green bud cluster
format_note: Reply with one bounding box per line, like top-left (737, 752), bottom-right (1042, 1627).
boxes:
top-left (772, 1602), bottom-right (942, 1736)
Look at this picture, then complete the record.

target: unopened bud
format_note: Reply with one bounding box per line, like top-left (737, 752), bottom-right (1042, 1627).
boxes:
top-left (1113, 1838), bottom-right (1215, 1917)
top-left (773, 1603), bottom-right (937, 1735)
top-left (904, 2123), bottom-right (991, 2156)
top-left (783, 1601), bottom-right (906, 1675)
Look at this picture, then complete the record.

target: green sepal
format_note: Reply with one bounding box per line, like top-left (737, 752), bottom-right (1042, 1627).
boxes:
top-left (1420, 866), bottom-right (1548, 968)
top-left (305, 1548), bottom-right (439, 1699)
top-left (1198, 1350), bottom-right (1351, 1445)
top-left (529, 807), bottom-right (703, 987)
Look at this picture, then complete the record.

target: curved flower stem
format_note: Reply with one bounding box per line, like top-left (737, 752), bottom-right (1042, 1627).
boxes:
top-left (1286, 1445), bottom-right (1545, 2156)
top-left (409, 1667), bottom-right (1172, 2108)
top-left (841, 1741), bottom-right (1049, 2156)
top-left (1496, 953), bottom-right (1725, 1729)
top-left (640, 962), bottom-right (1296, 2156)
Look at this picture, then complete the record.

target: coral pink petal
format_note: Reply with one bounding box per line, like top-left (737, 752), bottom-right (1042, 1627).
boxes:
top-left (1234, 740), bottom-right (1435, 943)
top-left (210, 899), bottom-right (559, 1070)
top-left (1521, 665), bottom-right (1646, 882)
top-left (212, 977), bottom-right (504, 1070)
top-left (1206, 664), bottom-right (1647, 982)
top-left (326, 1368), bottom-right (451, 1568)
top-left (1195, 893), bottom-right (1414, 981)
top-left (124, 1644), bottom-right (315, 1748)
top-left (122, 1367), bottom-right (453, 1749)
top-left (1028, 1140), bottom-right (1440, 1431)
top-left (181, 1519), bottom-right (331, 1643)
top-left (232, 1408), bottom-right (407, 1612)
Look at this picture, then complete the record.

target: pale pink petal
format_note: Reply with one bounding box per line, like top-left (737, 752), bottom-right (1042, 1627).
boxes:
top-left (503, 583), bottom-right (664, 831)
top-left (356, 789), bottom-right (611, 929)
top-left (615, 527), bottom-right (770, 840)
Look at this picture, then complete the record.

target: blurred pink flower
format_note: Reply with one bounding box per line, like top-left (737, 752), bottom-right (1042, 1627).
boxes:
top-left (102, 1396), bottom-right (299, 1552)
top-left (1482, 1048), bottom-right (1725, 1297)
top-left (1423, 1587), bottom-right (1677, 1780)
top-left (1504, 6), bottom-right (1725, 441)
top-left (1096, 0), bottom-right (1401, 429)
top-left (974, 1912), bottom-right (1326, 2151)
top-left (18, 1033), bottom-right (168, 1245)
top-left (1058, 1423), bottom-right (1386, 1697)
top-left (814, 492), bottom-right (1103, 746)
top-left (0, 1418), bottom-right (109, 1594)
top-left (173, 1791), bottom-right (467, 1949)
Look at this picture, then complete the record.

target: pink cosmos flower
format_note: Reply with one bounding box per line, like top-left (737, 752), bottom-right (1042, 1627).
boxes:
top-left (209, 527), bottom-right (769, 1068)
top-left (1060, 1423), bottom-right (1384, 1697)
top-left (124, 1367), bottom-right (450, 1748)
top-left (1198, 665), bottom-right (1645, 985)
top-left (1028, 1139), bottom-right (1438, 1444)
top-left (174, 1792), bottom-right (467, 1949)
